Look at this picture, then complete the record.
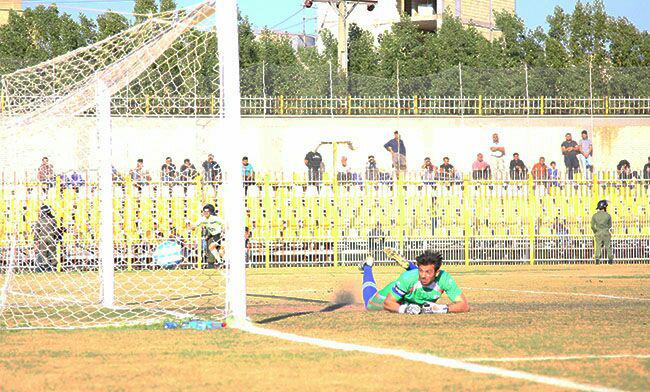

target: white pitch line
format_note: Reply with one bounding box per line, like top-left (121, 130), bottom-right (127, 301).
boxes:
top-left (464, 354), bottom-right (650, 362)
top-left (237, 323), bottom-right (621, 392)
top-left (465, 287), bottom-right (650, 302)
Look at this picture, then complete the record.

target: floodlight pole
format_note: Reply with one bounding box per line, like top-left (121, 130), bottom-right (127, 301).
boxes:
top-left (218, 0), bottom-right (247, 322)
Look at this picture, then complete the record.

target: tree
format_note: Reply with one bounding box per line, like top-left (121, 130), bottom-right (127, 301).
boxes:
top-left (377, 15), bottom-right (431, 79)
top-left (238, 14), bottom-right (259, 68)
top-left (159, 0), bottom-right (176, 13)
top-left (133, 0), bottom-right (157, 23)
top-left (96, 12), bottom-right (129, 41)
top-left (347, 23), bottom-right (379, 76)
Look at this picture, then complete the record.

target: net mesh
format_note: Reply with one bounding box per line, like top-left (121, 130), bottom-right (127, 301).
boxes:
top-left (0, 1), bottom-right (227, 329)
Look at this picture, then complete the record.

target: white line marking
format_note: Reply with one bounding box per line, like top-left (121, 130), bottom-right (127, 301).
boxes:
top-left (237, 323), bottom-right (621, 392)
top-left (466, 287), bottom-right (649, 302)
top-left (464, 354), bottom-right (650, 362)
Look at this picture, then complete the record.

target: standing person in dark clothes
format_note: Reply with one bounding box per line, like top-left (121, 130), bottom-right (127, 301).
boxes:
top-left (591, 200), bottom-right (613, 264)
top-left (32, 205), bottom-right (64, 272)
top-left (561, 133), bottom-right (580, 180)
top-left (384, 131), bottom-right (407, 179)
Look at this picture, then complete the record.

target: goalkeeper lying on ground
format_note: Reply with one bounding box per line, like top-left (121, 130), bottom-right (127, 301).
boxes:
top-left (360, 250), bottom-right (470, 314)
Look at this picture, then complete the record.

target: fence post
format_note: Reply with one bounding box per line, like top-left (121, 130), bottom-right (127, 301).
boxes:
top-left (333, 143), bottom-right (339, 267)
top-left (478, 95), bottom-right (483, 116)
top-left (262, 61), bottom-right (267, 117)
top-left (605, 96), bottom-right (609, 115)
top-left (463, 175), bottom-right (470, 266)
top-left (528, 173), bottom-right (535, 265)
top-left (396, 60), bottom-right (401, 116)
top-left (279, 95), bottom-right (285, 115)
top-left (127, 238), bottom-right (133, 271)
top-left (210, 95), bottom-right (215, 115)
top-left (264, 174), bottom-right (271, 269)
top-left (0, 91), bottom-right (4, 113)
top-left (347, 95), bottom-right (352, 115)
top-left (413, 95), bottom-right (419, 115)
top-left (540, 95), bottom-right (545, 115)
top-left (56, 243), bottom-right (62, 272)
top-left (145, 95), bottom-right (150, 114)
top-left (458, 62), bottom-right (464, 117)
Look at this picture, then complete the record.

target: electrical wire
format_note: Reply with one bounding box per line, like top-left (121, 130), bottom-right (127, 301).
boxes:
top-left (269, 5), bottom-right (305, 30)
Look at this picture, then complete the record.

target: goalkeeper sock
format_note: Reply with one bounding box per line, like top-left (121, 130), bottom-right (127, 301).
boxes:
top-left (361, 265), bottom-right (378, 308)
top-left (407, 262), bottom-right (417, 271)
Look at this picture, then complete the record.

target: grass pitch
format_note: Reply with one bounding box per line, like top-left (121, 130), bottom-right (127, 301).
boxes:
top-left (1, 264), bottom-right (648, 391)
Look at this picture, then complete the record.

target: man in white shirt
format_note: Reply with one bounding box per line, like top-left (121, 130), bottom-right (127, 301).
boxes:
top-left (337, 156), bottom-right (352, 183)
top-left (489, 133), bottom-right (506, 180)
top-left (578, 130), bottom-right (594, 178)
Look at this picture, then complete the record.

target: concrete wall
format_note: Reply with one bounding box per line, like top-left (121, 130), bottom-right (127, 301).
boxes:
top-left (5, 116), bottom-right (647, 178)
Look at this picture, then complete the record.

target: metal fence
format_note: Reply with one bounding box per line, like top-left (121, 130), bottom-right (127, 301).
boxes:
top-left (2, 65), bottom-right (650, 117)
top-left (1, 171), bottom-right (648, 269)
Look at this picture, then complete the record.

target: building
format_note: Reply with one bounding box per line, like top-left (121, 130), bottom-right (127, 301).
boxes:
top-left (316, 0), bottom-right (515, 47)
top-left (256, 30), bottom-right (317, 50)
top-left (0, 0), bottom-right (21, 25)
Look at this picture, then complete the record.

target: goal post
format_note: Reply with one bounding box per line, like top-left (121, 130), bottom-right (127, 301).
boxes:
top-left (219, 0), bottom-right (247, 322)
top-left (97, 78), bottom-right (115, 309)
top-left (0, 0), bottom-right (246, 329)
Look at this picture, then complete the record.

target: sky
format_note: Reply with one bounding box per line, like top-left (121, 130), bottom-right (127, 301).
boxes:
top-left (17, 0), bottom-right (650, 35)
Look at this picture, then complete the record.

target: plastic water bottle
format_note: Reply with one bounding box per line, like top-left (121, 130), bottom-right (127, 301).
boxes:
top-left (181, 320), bottom-right (225, 330)
top-left (164, 321), bottom-right (179, 329)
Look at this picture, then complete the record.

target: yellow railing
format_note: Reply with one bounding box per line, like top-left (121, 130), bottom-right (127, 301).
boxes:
top-left (1, 172), bottom-right (648, 266)
top-left (3, 95), bottom-right (650, 117)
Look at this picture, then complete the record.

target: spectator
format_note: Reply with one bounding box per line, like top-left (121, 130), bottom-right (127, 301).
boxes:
top-left (578, 130), bottom-right (594, 177)
top-left (547, 161), bottom-right (559, 186)
top-left (509, 152), bottom-right (528, 180)
top-left (644, 156), bottom-right (650, 180)
top-left (62, 170), bottom-right (85, 191)
top-left (561, 133), bottom-right (580, 180)
top-left (179, 158), bottom-right (198, 183)
top-left (202, 154), bottom-right (222, 183)
top-left (616, 159), bottom-right (633, 179)
top-left (421, 157), bottom-right (438, 182)
top-left (531, 157), bottom-right (548, 180)
top-left (160, 157), bottom-right (177, 183)
top-left (337, 156), bottom-right (352, 183)
top-left (37, 157), bottom-right (55, 189)
top-left (242, 156), bottom-right (254, 183)
top-left (304, 150), bottom-right (324, 185)
top-left (112, 166), bottom-right (125, 185)
top-left (32, 205), bottom-right (64, 272)
top-left (471, 153), bottom-right (491, 180)
top-left (384, 130), bottom-right (406, 178)
top-left (489, 133), bottom-right (506, 180)
top-left (438, 157), bottom-right (456, 181)
top-left (129, 159), bottom-right (151, 189)
top-left (365, 155), bottom-right (379, 181)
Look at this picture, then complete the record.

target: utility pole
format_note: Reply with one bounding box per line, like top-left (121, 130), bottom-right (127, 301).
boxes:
top-left (337, 1), bottom-right (348, 75)
top-left (304, 1), bottom-right (376, 76)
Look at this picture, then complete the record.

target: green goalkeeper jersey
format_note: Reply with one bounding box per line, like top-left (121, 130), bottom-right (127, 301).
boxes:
top-left (390, 269), bottom-right (462, 304)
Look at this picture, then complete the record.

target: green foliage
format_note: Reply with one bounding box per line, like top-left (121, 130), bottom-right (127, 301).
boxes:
top-left (133, 0), bottom-right (157, 23)
top-left (96, 12), bottom-right (129, 41)
top-left (159, 0), bottom-right (177, 13)
top-left (1, 1), bottom-right (649, 99)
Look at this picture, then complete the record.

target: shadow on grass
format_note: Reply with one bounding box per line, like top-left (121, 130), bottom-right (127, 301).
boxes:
top-left (255, 302), bottom-right (350, 324)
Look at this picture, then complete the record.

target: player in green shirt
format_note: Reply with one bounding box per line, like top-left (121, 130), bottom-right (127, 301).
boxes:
top-left (189, 204), bottom-right (225, 267)
top-left (360, 250), bottom-right (470, 314)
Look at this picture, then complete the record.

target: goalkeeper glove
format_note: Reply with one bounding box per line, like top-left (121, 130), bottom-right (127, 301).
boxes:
top-left (421, 302), bottom-right (449, 314)
top-left (398, 303), bottom-right (422, 314)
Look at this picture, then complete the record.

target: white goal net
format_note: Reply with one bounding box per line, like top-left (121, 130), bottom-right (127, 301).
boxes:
top-left (0, 0), bottom-right (245, 329)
